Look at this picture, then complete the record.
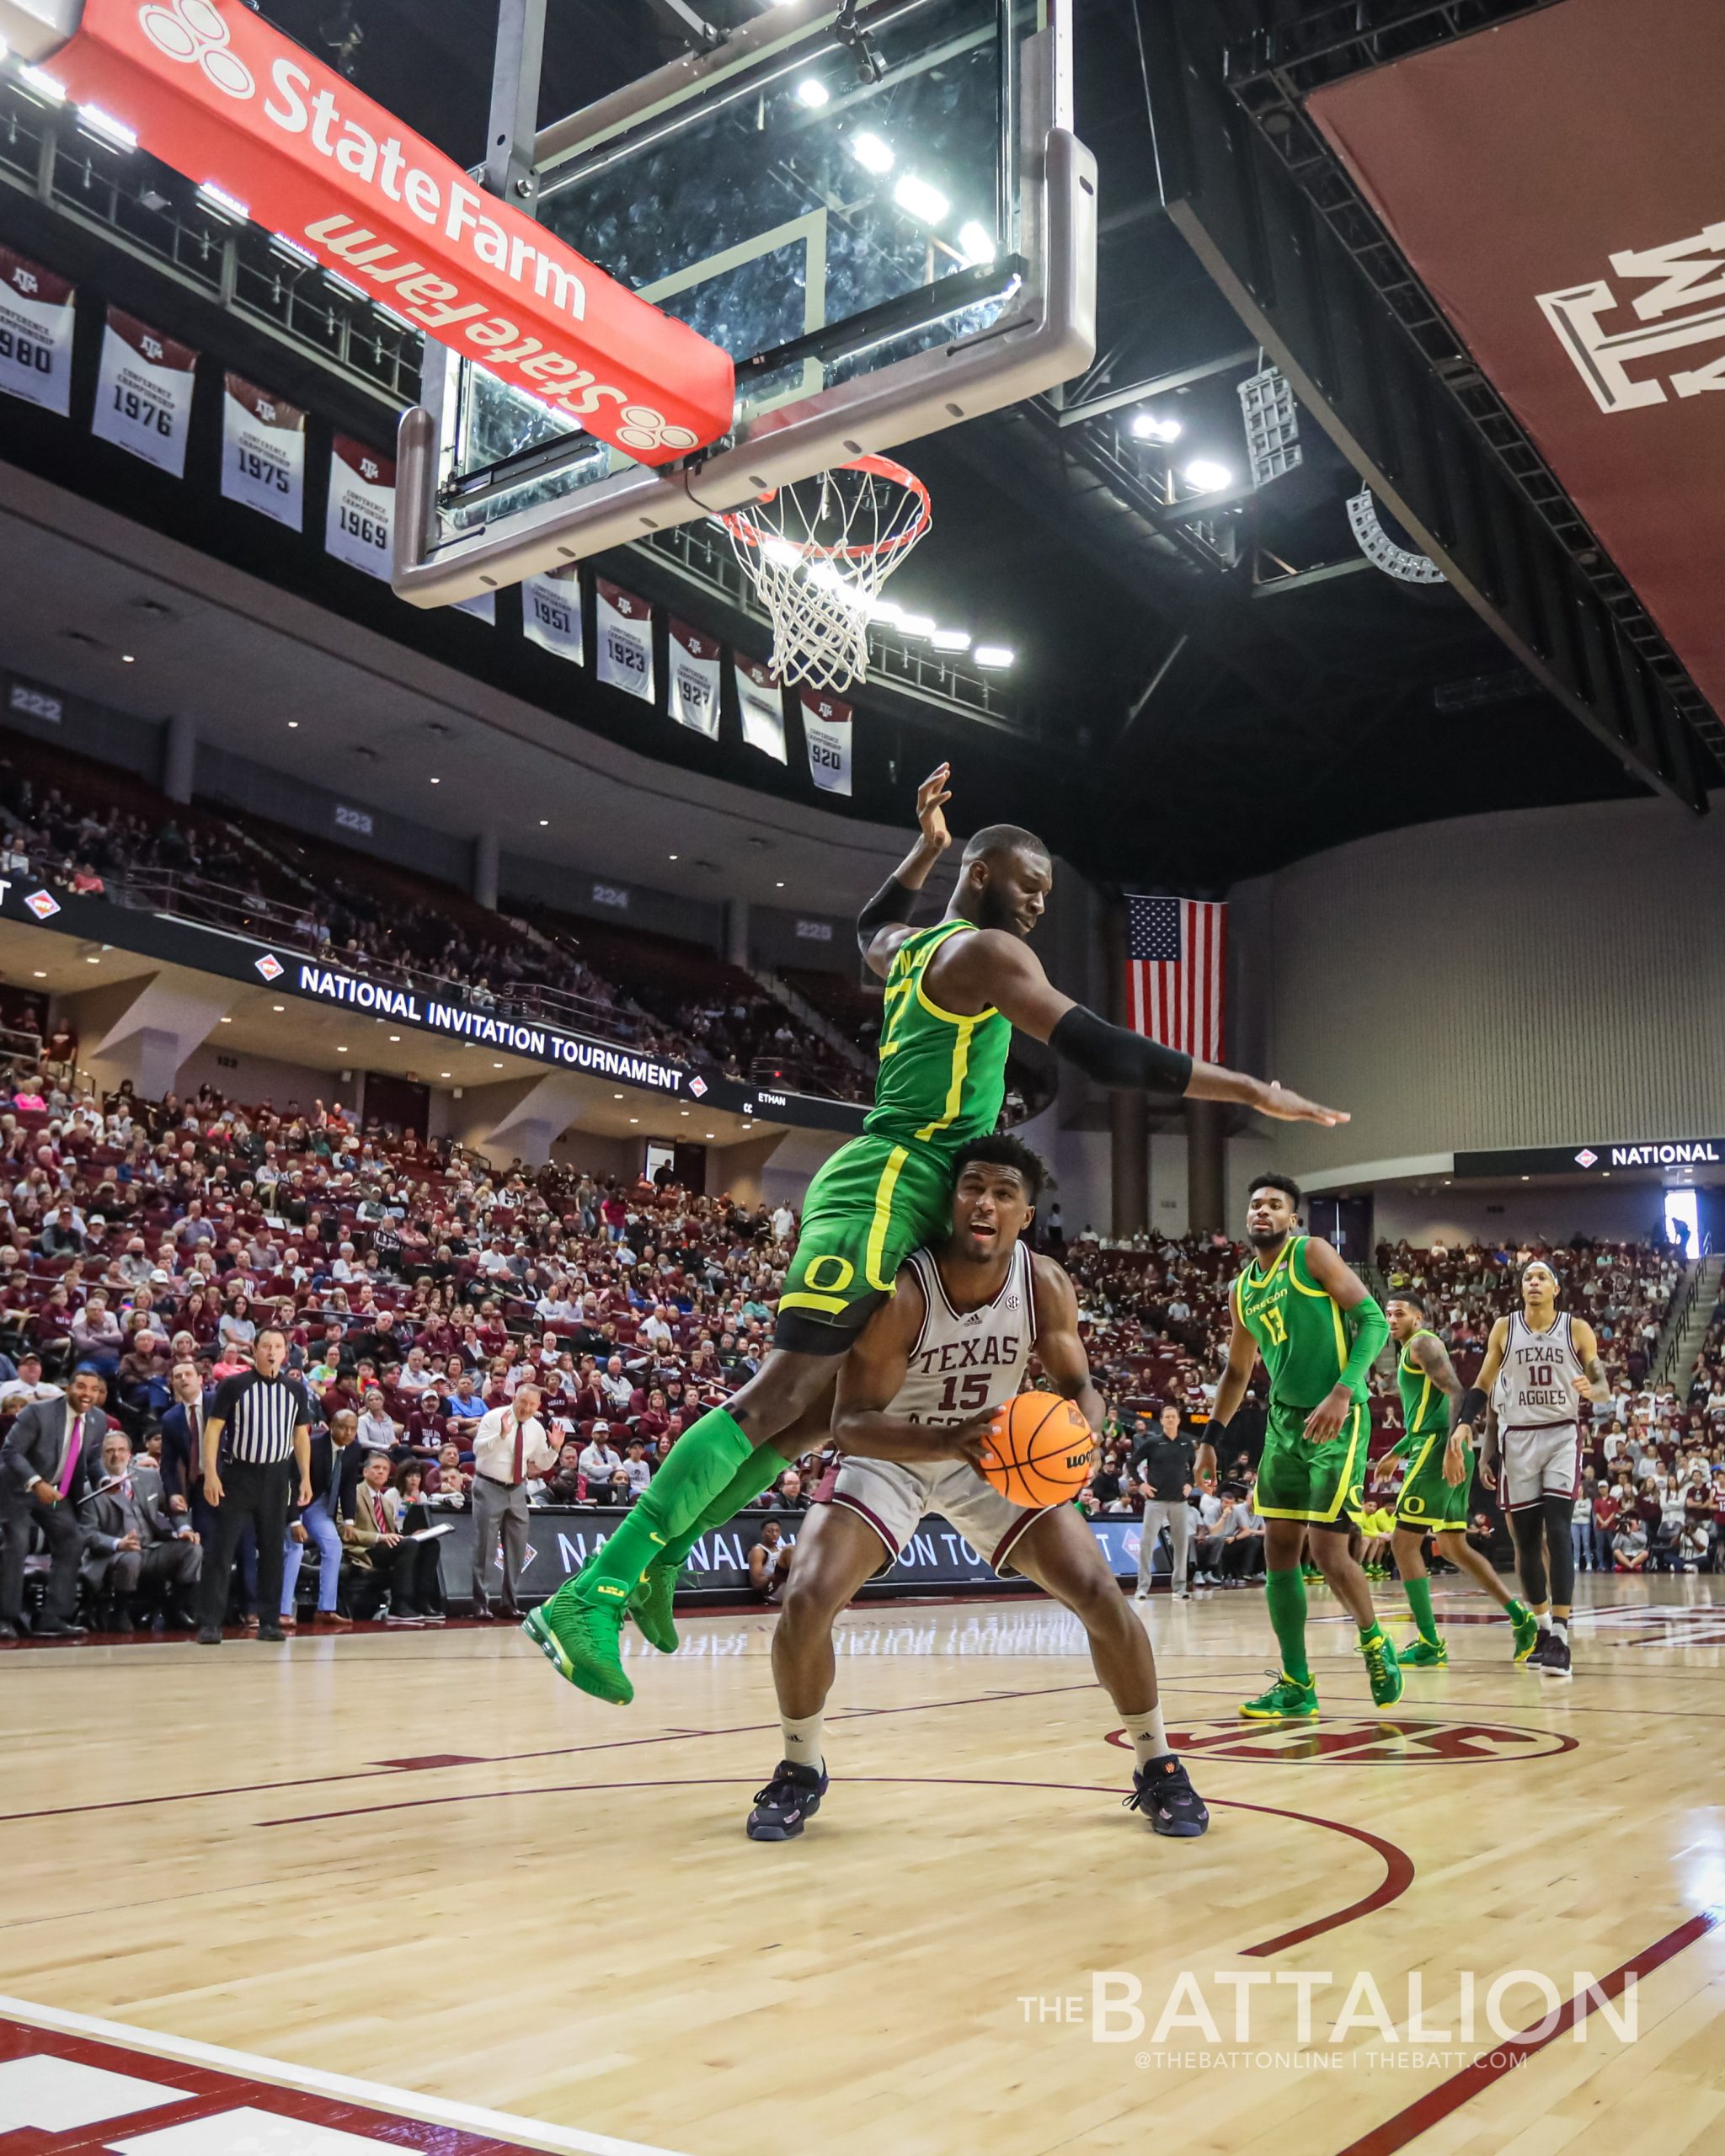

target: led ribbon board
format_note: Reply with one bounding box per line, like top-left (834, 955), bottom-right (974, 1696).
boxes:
top-left (42, 0), bottom-right (734, 462)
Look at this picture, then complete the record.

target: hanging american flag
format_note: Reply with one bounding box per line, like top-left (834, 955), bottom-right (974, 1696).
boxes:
top-left (1124, 895), bottom-right (1227, 1060)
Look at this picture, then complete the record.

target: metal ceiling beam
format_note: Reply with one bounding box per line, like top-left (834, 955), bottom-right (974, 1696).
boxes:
top-left (1051, 347), bottom-right (1257, 426)
top-left (1140, 0), bottom-right (1711, 814)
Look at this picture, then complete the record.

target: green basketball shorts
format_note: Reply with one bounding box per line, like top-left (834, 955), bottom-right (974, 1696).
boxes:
top-left (776, 1134), bottom-right (958, 1354)
top-left (1255, 1400), bottom-right (1368, 1526)
top-left (1394, 1431), bottom-right (1472, 1534)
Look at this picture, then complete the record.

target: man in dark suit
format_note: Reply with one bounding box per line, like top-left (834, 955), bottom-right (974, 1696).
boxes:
top-left (158, 1360), bottom-right (216, 1529)
top-left (78, 1427), bottom-right (202, 1631)
top-left (0, 1369), bottom-right (109, 1638)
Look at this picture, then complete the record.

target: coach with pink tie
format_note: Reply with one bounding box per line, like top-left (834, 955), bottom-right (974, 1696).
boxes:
top-left (0, 1369), bottom-right (109, 1638)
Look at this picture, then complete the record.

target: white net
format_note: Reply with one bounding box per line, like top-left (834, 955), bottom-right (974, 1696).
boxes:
top-left (718, 456), bottom-right (932, 691)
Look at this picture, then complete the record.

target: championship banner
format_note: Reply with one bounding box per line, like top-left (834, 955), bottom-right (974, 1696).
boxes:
top-left (595, 579), bottom-right (654, 701)
top-left (49, 0), bottom-right (734, 462)
top-left (220, 372), bottom-right (305, 528)
top-left (0, 248), bottom-right (75, 417)
top-left (90, 307), bottom-right (197, 477)
top-left (802, 688), bottom-right (853, 797)
top-left (522, 567), bottom-right (584, 664)
top-left (735, 657), bottom-right (788, 764)
top-left (324, 435), bottom-right (394, 579)
top-left (667, 621), bottom-right (721, 739)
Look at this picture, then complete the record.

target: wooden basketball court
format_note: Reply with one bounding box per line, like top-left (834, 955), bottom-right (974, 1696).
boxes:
top-left (4, 1576), bottom-right (1724, 2156)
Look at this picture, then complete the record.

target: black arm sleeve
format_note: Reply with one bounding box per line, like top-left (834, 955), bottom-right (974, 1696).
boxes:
top-left (856, 875), bottom-right (919, 956)
top-left (1049, 1004), bottom-right (1193, 1096)
top-left (1455, 1386), bottom-right (1488, 1428)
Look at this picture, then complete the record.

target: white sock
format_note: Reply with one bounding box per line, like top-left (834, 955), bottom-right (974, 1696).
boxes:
top-left (1551, 1617), bottom-right (1569, 1643)
top-left (1535, 1610), bottom-right (1552, 1631)
top-left (781, 1711), bottom-right (825, 1774)
top-left (1121, 1705), bottom-right (1170, 1768)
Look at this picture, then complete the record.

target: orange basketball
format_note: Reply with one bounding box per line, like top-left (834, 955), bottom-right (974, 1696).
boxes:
top-left (979, 1393), bottom-right (1096, 1508)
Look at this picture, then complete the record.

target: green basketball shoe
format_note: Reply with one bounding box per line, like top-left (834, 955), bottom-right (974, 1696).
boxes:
top-left (1397, 1636), bottom-right (1449, 1668)
top-left (629, 1560), bottom-right (681, 1656)
top-left (1239, 1672), bottom-right (1320, 1721)
top-left (1359, 1625), bottom-right (1405, 1708)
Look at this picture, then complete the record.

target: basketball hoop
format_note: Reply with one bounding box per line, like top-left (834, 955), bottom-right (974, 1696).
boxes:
top-left (718, 455), bottom-right (932, 691)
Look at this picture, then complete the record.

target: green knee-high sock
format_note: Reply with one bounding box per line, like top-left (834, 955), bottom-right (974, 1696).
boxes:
top-left (1404, 1574), bottom-right (1439, 1646)
top-left (657, 1444), bottom-right (789, 1572)
top-left (577, 1408), bottom-right (755, 1602)
top-left (1265, 1566), bottom-right (1311, 1686)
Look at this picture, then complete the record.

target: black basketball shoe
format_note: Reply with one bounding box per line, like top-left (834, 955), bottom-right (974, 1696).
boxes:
top-left (746, 1759), bottom-right (829, 1841)
top-left (1534, 1630), bottom-right (1573, 1678)
top-left (1125, 1755), bottom-right (1210, 1838)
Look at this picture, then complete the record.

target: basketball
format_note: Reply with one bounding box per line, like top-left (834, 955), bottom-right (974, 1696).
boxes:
top-left (980, 1393), bottom-right (1097, 1509)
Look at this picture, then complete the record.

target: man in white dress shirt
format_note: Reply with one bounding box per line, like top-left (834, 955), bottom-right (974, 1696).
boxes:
top-left (470, 1383), bottom-right (556, 1620)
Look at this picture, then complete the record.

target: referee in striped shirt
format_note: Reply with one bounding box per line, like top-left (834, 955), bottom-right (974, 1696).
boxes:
top-left (196, 1327), bottom-right (313, 1646)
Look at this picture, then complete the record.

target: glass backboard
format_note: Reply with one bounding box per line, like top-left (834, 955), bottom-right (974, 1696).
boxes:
top-left (393, 0), bottom-right (1092, 606)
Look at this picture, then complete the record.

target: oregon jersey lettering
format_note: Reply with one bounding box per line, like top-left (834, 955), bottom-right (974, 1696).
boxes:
top-left (1233, 1235), bottom-right (1358, 1412)
top-left (867, 922), bottom-right (1012, 1149)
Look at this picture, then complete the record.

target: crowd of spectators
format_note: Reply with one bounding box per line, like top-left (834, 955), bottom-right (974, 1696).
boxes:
top-left (0, 745), bottom-right (868, 1102)
top-left (0, 1039), bottom-right (1715, 1639)
top-left (0, 1065), bottom-right (820, 1636)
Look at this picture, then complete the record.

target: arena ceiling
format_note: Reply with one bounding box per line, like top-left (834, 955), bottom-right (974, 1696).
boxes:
top-left (3, 0), bottom-right (1710, 893)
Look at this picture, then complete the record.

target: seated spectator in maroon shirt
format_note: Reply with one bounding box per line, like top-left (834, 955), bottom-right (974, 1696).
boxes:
top-left (633, 1389), bottom-right (670, 1447)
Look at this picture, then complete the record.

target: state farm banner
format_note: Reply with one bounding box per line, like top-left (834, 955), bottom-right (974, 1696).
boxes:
top-left (668, 622), bottom-right (721, 739)
top-left (91, 307), bottom-right (196, 477)
top-left (51, 0), bottom-right (733, 461)
top-left (0, 249), bottom-right (75, 417)
top-left (595, 579), bottom-right (654, 701)
top-left (324, 435), bottom-right (394, 579)
top-left (735, 657), bottom-right (788, 764)
top-left (1306, 0), bottom-right (1725, 727)
top-left (221, 372), bottom-right (305, 528)
top-left (522, 567), bottom-right (584, 664)
top-left (802, 689), bottom-right (853, 796)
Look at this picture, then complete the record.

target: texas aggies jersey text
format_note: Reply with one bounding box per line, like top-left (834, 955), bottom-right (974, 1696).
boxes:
top-left (895, 1239), bottom-right (1036, 1427)
top-left (1498, 1311), bottom-right (1587, 1428)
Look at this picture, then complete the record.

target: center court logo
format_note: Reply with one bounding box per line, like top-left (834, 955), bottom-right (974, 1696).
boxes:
top-left (1117, 1717), bottom-right (1577, 1766)
top-left (138, 0), bottom-right (256, 99)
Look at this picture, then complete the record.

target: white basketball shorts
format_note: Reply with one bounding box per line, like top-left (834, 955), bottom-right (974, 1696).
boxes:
top-left (1500, 1421), bottom-right (1580, 1513)
top-left (825, 1454), bottom-right (1054, 1576)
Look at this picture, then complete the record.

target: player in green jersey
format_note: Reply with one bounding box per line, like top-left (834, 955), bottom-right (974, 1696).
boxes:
top-left (1383, 1291), bottom-right (1539, 1668)
top-left (527, 767), bottom-right (1348, 1705)
top-left (1213, 1174), bottom-right (1400, 1721)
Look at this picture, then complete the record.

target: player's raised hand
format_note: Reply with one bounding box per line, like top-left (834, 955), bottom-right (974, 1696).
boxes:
top-left (1258, 1081), bottom-right (1349, 1128)
top-left (916, 762), bottom-right (953, 851)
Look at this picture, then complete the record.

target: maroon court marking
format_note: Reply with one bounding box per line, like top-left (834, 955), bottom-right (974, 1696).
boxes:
top-left (0, 2011), bottom-right (572, 2155)
top-left (258, 1772), bottom-right (1414, 1955)
top-left (1336, 1909), bottom-right (1721, 2156)
top-left (1104, 1719), bottom-right (1579, 1765)
top-left (0, 1678), bottom-right (1103, 1825)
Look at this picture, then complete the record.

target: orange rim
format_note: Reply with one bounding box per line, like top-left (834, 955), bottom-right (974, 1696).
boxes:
top-left (720, 455), bottom-right (932, 562)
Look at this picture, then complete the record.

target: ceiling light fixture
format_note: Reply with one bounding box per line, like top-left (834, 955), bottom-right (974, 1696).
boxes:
top-left (898, 611), bottom-right (936, 638)
top-left (975, 644), bottom-right (1015, 670)
top-left (796, 77), bottom-right (830, 109)
top-left (849, 131), bottom-right (894, 175)
top-left (197, 180), bottom-right (250, 222)
top-left (77, 104), bottom-right (136, 151)
top-left (1183, 458), bottom-right (1234, 494)
top-left (931, 627), bottom-right (971, 652)
top-left (957, 220), bottom-right (995, 265)
top-left (894, 173), bottom-right (949, 225)
top-left (18, 66), bottom-right (67, 105)
top-left (1131, 412), bottom-right (1182, 444)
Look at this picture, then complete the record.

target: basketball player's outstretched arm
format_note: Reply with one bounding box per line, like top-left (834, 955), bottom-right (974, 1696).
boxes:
top-left (856, 764), bottom-right (953, 974)
top-left (1457, 1318), bottom-right (1509, 1489)
top-left (1407, 1330), bottom-right (1471, 1487)
top-left (1298, 1236), bottom-right (1391, 1443)
top-left (936, 930), bottom-right (1348, 1128)
top-left (831, 1266), bottom-right (992, 1466)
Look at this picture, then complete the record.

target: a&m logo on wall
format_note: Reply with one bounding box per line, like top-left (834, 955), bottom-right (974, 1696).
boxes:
top-left (1539, 220), bottom-right (1725, 413)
